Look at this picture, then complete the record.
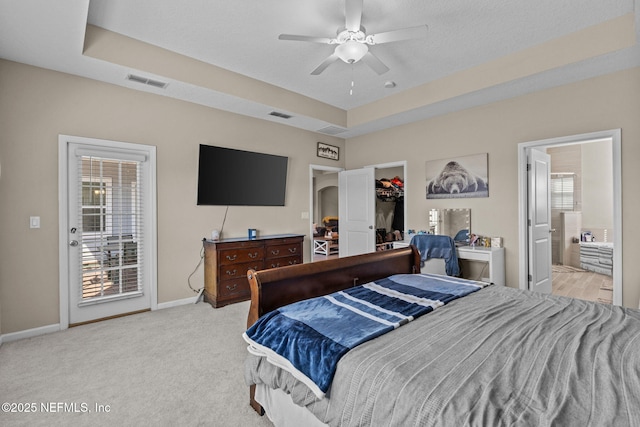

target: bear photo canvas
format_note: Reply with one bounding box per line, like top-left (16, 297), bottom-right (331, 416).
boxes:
top-left (426, 153), bottom-right (488, 199)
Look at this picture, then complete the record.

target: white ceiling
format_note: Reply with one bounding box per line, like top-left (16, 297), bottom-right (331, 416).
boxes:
top-left (1, 0), bottom-right (639, 138)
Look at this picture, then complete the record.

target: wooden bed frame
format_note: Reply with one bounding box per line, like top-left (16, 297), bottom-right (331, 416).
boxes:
top-left (245, 246), bottom-right (421, 414)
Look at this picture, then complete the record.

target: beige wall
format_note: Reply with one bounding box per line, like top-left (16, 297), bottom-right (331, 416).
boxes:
top-left (582, 141), bottom-right (614, 237)
top-left (345, 67), bottom-right (640, 308)
top-left (1, 58), bottom-right (639, 335)
top-left (0, 59), bottom-right (344, 334)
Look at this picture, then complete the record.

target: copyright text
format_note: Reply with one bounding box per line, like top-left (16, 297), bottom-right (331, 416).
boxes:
top-left (2, 402), bottom-right (111, 413)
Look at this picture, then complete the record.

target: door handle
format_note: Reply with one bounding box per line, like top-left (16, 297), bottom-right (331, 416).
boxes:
top-left (69, 240), bottom-right (79, 247)
top-left (369, 225), bottom-right (374, 229)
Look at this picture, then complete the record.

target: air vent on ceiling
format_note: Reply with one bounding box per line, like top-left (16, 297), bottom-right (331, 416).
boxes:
top-left (269, 111), bottom-right (293, 119)
top-left (126, 74), bottom-right (168, 89)
top-left (317, 125), bottom-right (347, 135)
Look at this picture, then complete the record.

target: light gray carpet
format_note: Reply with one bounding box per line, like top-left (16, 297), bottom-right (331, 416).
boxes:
top-left (0, 301), bottom-right (273, 427)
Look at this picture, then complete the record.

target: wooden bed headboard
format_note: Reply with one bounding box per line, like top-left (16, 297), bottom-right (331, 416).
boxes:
top-left (245, 245), bottom-right (420, 415)
top-left (246, 246), bottom-right (421, 328)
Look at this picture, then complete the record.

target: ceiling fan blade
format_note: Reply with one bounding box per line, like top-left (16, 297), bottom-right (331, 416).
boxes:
top-left (311, 53), bottom-right (340, 75)
top-left (361, 51), bottom-right (389, 75)
top-left (278, 34), bottom-right (333, 44)
top-left (345, 0), bottom-right (363, 32)
top-left (368, 25), bottom-right (429, 44)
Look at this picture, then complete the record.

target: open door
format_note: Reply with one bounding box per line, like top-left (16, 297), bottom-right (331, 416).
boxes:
top-left (519, 130), bottom-right (621, 304)
top-left (527, 148), bottom-right (552, 294)
top-left (338, 168), bottom-right (375, 257)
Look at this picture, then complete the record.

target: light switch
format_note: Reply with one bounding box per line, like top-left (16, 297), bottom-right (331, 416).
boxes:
top-left (30, 216), bottom-right (40, 229)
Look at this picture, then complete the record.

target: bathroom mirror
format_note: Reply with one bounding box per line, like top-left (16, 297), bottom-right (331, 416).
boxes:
top-left (429, 208), bottom-right (471, 243)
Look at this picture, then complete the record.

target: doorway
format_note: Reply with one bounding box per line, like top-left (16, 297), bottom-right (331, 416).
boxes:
top-left (518, 129), bottom-right (622, 305)
top-left (309, 161), bottom-right (407, 261)
top-left (309, 165), bottom-right (342, 262)
top-left (338, 161), bottom-right (407, 258)
top-left (58, 135), bottom-right (158, 328)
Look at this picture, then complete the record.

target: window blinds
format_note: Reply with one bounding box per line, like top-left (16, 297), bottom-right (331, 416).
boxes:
top-left (551, 173), bottom-right (575, 211)
top-left (77, 152), bottom-right (144, 304)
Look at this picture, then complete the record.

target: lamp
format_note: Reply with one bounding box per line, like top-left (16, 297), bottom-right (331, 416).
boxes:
top-left (335, 40), bottom-right (368, 63)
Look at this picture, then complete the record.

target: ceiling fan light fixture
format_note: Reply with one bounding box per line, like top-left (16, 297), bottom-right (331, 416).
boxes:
top-left (278, 2), bottom-right (428, 75)
top-left (335, 40), bottom-right (368, 63)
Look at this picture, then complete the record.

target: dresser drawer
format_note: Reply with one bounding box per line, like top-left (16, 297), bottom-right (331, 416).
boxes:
top-left (219, 247), bottom-right (265, 265)
top-left (265, 255), bottom-right (301, 269)
top-left (203, 234), bottom-right (304, 308)
top-left (218, 278), bottom-right (250, 299)
top-left (219, 261), bottom-right (263, 280)
top-left (265, 242), bottom-right (302, 260)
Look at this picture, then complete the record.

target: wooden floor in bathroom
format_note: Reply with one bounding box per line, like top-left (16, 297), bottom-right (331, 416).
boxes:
top-left (551, 265), bottom-right (613, 304)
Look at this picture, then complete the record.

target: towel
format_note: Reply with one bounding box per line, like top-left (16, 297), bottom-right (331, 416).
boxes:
top-left (410, 234), bottom-right (460, 276)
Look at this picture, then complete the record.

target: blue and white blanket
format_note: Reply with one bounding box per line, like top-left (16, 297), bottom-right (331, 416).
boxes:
top-left (243, 273), bottom-right (487, 398)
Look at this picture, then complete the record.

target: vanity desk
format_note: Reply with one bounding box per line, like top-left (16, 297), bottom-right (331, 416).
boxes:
top-left (393, 240), bottom-right (505, 286)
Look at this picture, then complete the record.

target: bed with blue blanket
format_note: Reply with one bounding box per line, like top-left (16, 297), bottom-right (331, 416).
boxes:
top-left (243, 246), bottom-right (640, 426)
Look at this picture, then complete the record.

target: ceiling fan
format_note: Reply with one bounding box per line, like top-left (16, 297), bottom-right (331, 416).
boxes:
top-left (278, 0), bottom-right (428, 75)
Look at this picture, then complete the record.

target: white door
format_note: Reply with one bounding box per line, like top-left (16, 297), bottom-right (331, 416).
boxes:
top-left (338, 168), bottom-right (375, 257)
top-left (62, 137), bottom-right (156, 325)
top-left (528, 148), bottom-right (552, 294)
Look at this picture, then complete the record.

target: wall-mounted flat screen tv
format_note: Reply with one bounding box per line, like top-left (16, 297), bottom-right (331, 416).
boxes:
top-left (197, 144), bottom-right (288, 206)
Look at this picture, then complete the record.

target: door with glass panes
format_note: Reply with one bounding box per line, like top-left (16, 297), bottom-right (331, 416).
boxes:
top-left (66, 140), bottom-right (154, 325)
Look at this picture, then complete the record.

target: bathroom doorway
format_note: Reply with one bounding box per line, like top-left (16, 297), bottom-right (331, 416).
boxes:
top-left (518, 129), bottom-right (621, 305)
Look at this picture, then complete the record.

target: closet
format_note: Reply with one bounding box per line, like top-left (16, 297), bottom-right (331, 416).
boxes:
top-left (375, 166), bottom-right (404, 251)
top-left (338, 161), bottom-right (407, 258)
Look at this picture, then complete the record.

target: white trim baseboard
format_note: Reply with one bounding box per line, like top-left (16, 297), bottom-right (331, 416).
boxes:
top-left (1, 296), bottom-right (203, 343)
top-left (156, 295), bottom-right (201, 310)
top-left (1, 323), bottom-right (61, 343)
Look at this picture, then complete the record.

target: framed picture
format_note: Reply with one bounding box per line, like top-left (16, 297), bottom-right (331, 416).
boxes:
top-left (317, 142), bottom-right (339, 160)
top-left (426, 153), bottom-right (489, 199)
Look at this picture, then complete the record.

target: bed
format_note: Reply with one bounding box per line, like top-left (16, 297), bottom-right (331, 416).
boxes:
top-left (243, 247), bottom-right (640, 426)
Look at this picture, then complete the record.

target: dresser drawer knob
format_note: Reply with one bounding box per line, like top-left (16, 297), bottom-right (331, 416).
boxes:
top-left (226, 284), bottom-right (237, 291)
top-left (226, 254), bottom-right (237, 261)
top-left (271, 249), bottom-right (280, 255)
top-left (225, 269), bottom-right (237, 276)
top-left (289, 248), bottom-right (297, 253)
top-left (248, 252), bottom-right (258, 259)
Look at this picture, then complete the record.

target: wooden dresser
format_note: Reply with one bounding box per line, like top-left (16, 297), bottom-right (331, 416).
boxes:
top-left (203, 234), bottom-right (304, 308)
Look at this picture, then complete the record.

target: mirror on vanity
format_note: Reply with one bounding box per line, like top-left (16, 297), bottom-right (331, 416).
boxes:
top-left (429, 208), bottom-right (471, 244)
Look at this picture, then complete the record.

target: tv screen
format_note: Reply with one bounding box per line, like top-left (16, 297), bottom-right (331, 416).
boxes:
top-left (197, 144), bottom-right (288, 206)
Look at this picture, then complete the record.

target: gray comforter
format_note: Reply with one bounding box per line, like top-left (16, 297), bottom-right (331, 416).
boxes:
top-left (245, 285), bottom-right (640, 426)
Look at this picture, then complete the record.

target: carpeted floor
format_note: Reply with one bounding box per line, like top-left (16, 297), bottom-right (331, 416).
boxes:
top-left (0, 301), bottom-right (273, 427)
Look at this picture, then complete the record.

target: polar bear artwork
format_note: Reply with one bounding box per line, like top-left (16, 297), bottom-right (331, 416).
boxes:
top-left (426, 157), bottom-right (488, 199)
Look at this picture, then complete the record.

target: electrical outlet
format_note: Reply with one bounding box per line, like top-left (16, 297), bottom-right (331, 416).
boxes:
top-left (30, 216), bottom-right (40, 229)
top-left (301, 211), bottom-right (309, 219)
